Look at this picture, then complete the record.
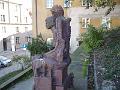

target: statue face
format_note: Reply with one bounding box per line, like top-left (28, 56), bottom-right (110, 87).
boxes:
top-left (45, 16), bottom-right (55, 29)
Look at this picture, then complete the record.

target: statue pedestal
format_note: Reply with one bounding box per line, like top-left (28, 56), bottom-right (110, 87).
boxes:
top-left (54, 70), bottom-right (62, 85)
top-left (56, 86), bottom-right (64, 90)
top-left (34, 77), bottom-right (52, 90)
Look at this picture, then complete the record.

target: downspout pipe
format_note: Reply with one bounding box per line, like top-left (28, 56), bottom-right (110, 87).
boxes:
top-left (35, 0), bottom-right (38, 36)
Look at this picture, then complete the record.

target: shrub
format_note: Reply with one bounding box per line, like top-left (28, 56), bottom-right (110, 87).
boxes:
top-left (12, 55), bottom-right (31, 70)
top-left (81, 25), bottom-right (104, 52)
top-left (27, 34), bottom-right (49, 56)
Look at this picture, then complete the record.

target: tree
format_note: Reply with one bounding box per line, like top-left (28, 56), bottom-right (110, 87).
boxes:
top-left (27, 34), bottom-right (49, 56)
top-left (81, 25), bottom-right (104, 52)
top-left (68, 0), bottom-right (116, 15)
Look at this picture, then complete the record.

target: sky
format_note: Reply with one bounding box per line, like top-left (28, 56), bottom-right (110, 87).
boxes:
top-left (21, 0), bottom-right (32, 8)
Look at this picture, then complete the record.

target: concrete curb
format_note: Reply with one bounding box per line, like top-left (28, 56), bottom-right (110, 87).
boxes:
top-left (0, 66), bottom-right (32, 89)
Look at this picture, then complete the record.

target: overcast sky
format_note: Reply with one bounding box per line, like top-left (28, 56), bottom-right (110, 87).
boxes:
top-left (21, 0), bottom-right (32, 8)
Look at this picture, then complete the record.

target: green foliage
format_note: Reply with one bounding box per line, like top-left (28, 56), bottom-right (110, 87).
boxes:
top-left (12, 55), bottom-right (30, 64)
top-left (0, 70), bottom-right (22, 85)
top-left (12, 55), bottom-right (31, 70)
top-left (27, 34), bottom-right (49, 56)
top-left (81, 25), bottom-right (104, 52)
top-left (94, 27), bottom-right (120, 88)
top-left (81, 0), bottom-right (116, 15)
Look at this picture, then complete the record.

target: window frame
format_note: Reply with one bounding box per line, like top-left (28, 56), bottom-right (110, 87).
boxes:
top-left (16, 37), bottom-right (20, 44)
top-left (81, 0), bottom-right (91, 7)
top-left (16, 27), bottom-right (19, 33)
top-left (25, 36), bottom-right (31, 42)
top-left (64, 0), bottom-right (72, 8)
top-left (15, 16), bottom-right (18, 22)
top-left (102, 17), bottom-right (111, 29)
top-left (46, 0), bottom-right (53, 8)
top-left (2, 26), bottom-right (6, 33)
top-left (81, 18), bottom-right (90, 28)
top-left (1, 15), bottom-right (5, 22)
top-left (25, 27), bottom-right (28, 32)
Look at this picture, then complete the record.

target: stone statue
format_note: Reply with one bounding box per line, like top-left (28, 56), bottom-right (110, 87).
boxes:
top-left (45, 5), bottom-right (71, 65)
top-left (32, 5), bottom-right (71, 90)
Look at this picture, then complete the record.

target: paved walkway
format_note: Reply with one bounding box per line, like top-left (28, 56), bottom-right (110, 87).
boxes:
top-left (8, 77), bottom-right (33, 90)
top-left (68, 61), bottom-right (87, 90)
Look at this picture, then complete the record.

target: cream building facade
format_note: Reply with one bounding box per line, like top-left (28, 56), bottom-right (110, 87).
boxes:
top-left (0, 0), bottom-right (32, 52)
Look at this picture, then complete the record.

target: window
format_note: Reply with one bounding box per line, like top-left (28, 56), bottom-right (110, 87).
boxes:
top-left (102, 17), bottom-right (111, 29)
top-left (16, 27), bottom-right (19, 33)
top-left (2, 2), bottom-right (4, 9)
top-left (25, 17), bottom-right (28, 23)
top-left (15, 5), bottom-right (18, 11)
top-left (2, 26), bottom-right (6, 33)
top-left (16, 37), bottom-right (20, 44)
top-left (82, 0), bottom-right (91, 7)
top-left (46, 0), bottom-right (53, 8)
top-left (0, 1), bottom-right (4, 9)
top-left (25, 36), bottom-right (31, 42)
top-left (15, 16), bottom-right (18, 22)
top-left (64, 0), bottom-right (72, 7)
top-left (81, 18), bottom-right (90, 28)
top-left (1, 15), bottom-right (5, 22)
top-left (25, 27), bottom-right (28, 32)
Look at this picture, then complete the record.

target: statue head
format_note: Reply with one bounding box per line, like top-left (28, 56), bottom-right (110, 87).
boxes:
top-left (51, 5), bottom-right (64, 18)
top-left (45, 5), bottom-right (64, 29)
top-left (45, 16), bottom-right (55, 29)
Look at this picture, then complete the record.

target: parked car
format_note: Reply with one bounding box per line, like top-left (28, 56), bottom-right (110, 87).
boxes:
top-left (0, 61), bottom-right (4, 68)
top-left (0, 56), bottom-right (12, 67)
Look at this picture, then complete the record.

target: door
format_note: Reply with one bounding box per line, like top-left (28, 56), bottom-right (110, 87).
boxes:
top-left (3, 38), bottom-right (7, 51)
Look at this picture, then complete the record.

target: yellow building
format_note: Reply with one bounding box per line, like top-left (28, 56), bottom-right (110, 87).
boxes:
top-left (32, 0), bottom-right (120, 52)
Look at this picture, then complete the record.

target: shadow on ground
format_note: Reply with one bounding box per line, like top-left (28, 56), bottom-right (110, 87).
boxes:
top-left (68, 46), bottom-right (88, 90)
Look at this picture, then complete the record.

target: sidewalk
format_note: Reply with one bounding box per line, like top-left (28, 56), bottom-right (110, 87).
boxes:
top-left (8, 77), bottom-right (33, 90)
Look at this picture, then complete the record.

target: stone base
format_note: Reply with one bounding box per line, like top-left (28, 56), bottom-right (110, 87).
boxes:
top-left (56, 86), bottom-right (64, 90)
top-left (34, 77), bottom-right (52, 90)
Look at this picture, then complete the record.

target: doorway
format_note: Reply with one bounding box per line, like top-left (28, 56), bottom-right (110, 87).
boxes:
top-left (3, 38), bottom-right (7, 51)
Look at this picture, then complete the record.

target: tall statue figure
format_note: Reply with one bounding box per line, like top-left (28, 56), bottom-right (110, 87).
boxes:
top-left (32, 5), bottom-right (71, 90)
top-left (45, 5), bottom-right (71, 66)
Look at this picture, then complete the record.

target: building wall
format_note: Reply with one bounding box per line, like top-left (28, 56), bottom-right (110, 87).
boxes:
top-left (32, 0), bottom-right (120, 53)
top-left (32, 0), bottom-right (69, 39)
top-left (0, 0), bottom-right (32, 52)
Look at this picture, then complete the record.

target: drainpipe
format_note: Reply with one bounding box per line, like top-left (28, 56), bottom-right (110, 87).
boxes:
top-left (35, 0), bottom-right (38, 36)
top-left (8, 0), bottom-right (10, 23)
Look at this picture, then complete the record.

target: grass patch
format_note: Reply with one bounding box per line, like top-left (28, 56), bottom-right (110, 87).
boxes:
top-left (0, 70), bottom-right (22, 85)
top-left (82, 59), bottom-right (90, 78)
top-left (0, 67), bottom-right (33, 90)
